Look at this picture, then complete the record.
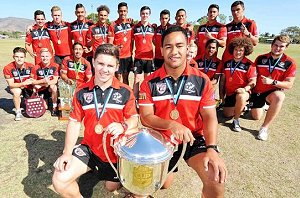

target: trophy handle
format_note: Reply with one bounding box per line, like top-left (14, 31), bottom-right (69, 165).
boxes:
top-left (102, 131), bottom-right (119, 178)
top-left (167, 135), bottom-right (187, 176)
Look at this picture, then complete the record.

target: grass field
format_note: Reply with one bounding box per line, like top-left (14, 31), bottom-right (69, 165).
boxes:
top-left (0, 39), bottom-right (299, 198)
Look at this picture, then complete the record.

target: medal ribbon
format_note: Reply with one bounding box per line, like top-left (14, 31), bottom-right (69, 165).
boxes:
top-left (165, 76), bottom-right (187, 106)
top-left (141, 25), bottom-right (148, 40)
top-left (269, 53), bottom-right (283, 74)
top-left (43, 68), bottom-right (50, 78)
top-left (121, 23), bottom-right (128, 37)
top-left (16, 67), bottom-right (24, 82)
top-left (38, 29), bottom-right (45, 41)
top-left (99, 26), bottom-right (107, 41)
top-left (93, 88), bottom-right (113, 121)
top-left (230, 60), bottom-right (241, 76)
top-left (74, 62), bottom-right (81, 75)
top-left (55, 25), bottom-right (62, 40)
top-left (204, 57), bottom-right (213, 73)
top-left (77, 21), bottom-right (85, 36)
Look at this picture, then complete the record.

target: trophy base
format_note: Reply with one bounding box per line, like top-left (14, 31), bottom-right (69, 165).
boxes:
top-left (58, 104), bottom-right (71, 121)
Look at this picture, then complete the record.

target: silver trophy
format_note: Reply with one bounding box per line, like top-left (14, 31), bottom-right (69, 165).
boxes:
top-left (57, 79), bottom-right (77, 119)
top-left (103, 128), bottom-right (186, 196)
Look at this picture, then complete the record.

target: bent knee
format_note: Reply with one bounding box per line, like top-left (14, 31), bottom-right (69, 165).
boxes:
top-left (52, 170), bottom-right (74, 192)
top-left (105, 181), bottom-right (120, 192)
top-left (236, 93), bottom-right (248, 102)
top-left (250, 109), bottom-right (263, 120)
top-left (203, 180), bottom-right (225, 196)
top-left (268, 91), bottom-right (285, 104)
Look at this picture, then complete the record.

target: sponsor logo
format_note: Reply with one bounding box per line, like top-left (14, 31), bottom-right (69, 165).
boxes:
top-left (83, 92), bottom-right (93, 104)
top-left (74, 147), bottom-right (86, 157)
top-left (139, 93), bottom-right (147, 100)
top-left (278, 62), bottom-right (285, 67)
top-left (112, 92), bottom-right (122, 104)
top-left (156, 82), bottom-right (167, 95)
top-left (184, 82), bottom-right (196, 94)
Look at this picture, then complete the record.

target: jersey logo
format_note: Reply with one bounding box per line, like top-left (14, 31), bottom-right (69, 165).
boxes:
top-left (112, 92), bottom-right (122, 104)
top-left (198, 62), bottom-right (203, 67)
top-left (26, 69), bottom-right (30, 75)
top-left (185, 82), bottom-right (196, 94)
top-left (38, 70), bottom-right (44, 75)
top-left (137, 28), bottom-right (141, 33)
top-left (211, 63), bottom-right (216, 69)
top-left (278, 62), bottom-right (285, 67)
top-left (13, 71), bottom-right (18, 76)
top-left (156, 82), bottom-right (167, 95)
top-left (262, 59), bottom-right (268, 64)
top-left (74, 147), bottom-right (86, 157)
top-left (83, 92), bottom-right (93, 104)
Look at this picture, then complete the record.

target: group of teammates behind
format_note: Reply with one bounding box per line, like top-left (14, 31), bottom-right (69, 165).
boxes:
top-left (3, 1), bottom-right (297, 142)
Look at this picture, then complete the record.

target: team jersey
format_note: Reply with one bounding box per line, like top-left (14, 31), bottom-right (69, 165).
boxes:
top-left (254, 52), bottom-right (297, 93)
top-left (87, 22), bottom-right (113, 54)
top-left (153, 23), bottom-right (171, 59)
top-left (3, 62), bottom-right (34, 88)
top-left (61, 55), bottom-right (92, 86)
top-left (178, 23), bottom-right (195, 44)
top-left (70, 19), bottom-right (94, 58)
top-left (46, 21), bottom-right (72, 56)
top-left (195, 21), bottom-right (226, 60)
top-left (139, 64), bottom-right (216, 138)
top-left (188, 58), bottom-right (198, 68)
top-left (108, 18), bottom-right (134, 58)
top-left (32, 62), bottom-right (60, 91)
top-left (70, 77), bottom-right (138, 163)
top-left (223, 17), bottom-right (258, 61)
top-left (25, 24), bottom-right (53, 64)
top-left (132, 22), bottom-right (154, 60)
top-left (221, 57), bottom-right (257, 96)
top-left (196, 55), bottom-right (222, 79)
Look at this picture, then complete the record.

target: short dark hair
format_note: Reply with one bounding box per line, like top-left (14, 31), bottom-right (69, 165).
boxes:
top-left (205, 39), bottom-right (220, 49)
top-left (97, 5), bottom-right (110, 14)
top-left (75, 3), bottom-right (85, 10)
top-left (231, 1), bottom-right (245, 9)
top-left (176, 8), bottom-right (186, 16)
top-left (13, 47), bottom-right (27, 55)
top-left (94, 44), bottom-right (119, 63)
top-left (118, 2), bottom-right (128, 10)
top-left (72, 42), bottom-right (83, 50)
top-left (208, 4), bottom-right (219, 12)
top-left (140, 6), bottom-right (151, 14)
top-left (161, 25), bottom-right (188, 45)
top-left (34, 10), bottom-right (45, 19)
top-left (160, 9), bottom-right (170, 18)
top-left (228, 37), bottom-right (253, 56)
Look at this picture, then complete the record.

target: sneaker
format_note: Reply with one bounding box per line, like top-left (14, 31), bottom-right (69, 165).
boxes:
top-left (257, 127), bottom-right (268, 141)
top-left (263, 104), bottom-right (269, 111)
top-left (51, 107), bottom-right (59, 117)
top-left (232, 119), bottom-right (242, 132)
top-left (15, 111), bottom-right (23, 121)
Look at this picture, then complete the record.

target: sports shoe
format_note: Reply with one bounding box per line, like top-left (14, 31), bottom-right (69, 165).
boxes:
top-left (51, 107), bottom-right (59, 117)
top-left (15, 110), bottom-right (23, 121)
top-left (257, 127), bottom-right (268, 141)
top-left (232, 119), bottom-right (242, 132)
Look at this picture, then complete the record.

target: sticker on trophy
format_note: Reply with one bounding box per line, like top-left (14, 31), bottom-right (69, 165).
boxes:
top-left (95, 124), bottom-right (103, 134)
top-left (143, 38), bottom-right (146, 44)
top-left (79, 37), bottom-right (83, 42)
top-left (57, 40), bottom-right (61, 45)
top-left (170, 109), bottom-right (179, 120)
top-left (124, 37), bottom-right (127, 42)
top-left (229, 77), bottom-right (233, 82)
top-left (38, 42), bottom-right (42, 48)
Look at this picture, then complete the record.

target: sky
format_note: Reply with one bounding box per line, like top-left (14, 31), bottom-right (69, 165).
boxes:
top-left (1, 0), bottom-right (299, 34)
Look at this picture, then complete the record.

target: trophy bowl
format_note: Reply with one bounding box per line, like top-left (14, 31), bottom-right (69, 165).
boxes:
top-left (103, 128), bottom-right (186, 196)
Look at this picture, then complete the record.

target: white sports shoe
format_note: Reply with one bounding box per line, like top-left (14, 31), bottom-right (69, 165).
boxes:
top-left (15, 110), bottom-right (23, 121)
top-left (257, 127), bottom-right (268, 141)
top-left (232, 119), bottom-right (242, 132)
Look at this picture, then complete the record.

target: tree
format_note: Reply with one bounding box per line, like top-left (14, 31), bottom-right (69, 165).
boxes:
top-left (197, 16), bottom-right (208, 25)
top-left (87, 13), bottom-right (97, 24)
top-left (218, 14), bottom-right (227, 24)
top-left (280, 26), bottom-right (300, 43)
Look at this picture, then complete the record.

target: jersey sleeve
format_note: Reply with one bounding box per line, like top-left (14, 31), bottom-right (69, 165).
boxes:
top-left (69, 90), bottom-right (85, 122)
top-left (84, 60), bottom-right (92, 76)
top-left (247, 61), bottom-right (257, 79)
top-left (86, 27), bottom-right (93, 43)
top-left (3, 64), bottom-right (13, 79)
top-left (250, 20), bottom-right (259, 37)
top-left (200, 77), bottom-right (216, 108)
top-left (139, 79), bottom-right (154, 106)
top-left (25, 32), bottom-right (33, 44)
top-left (108, 23), bottom-right (115, 39)
top-left (123, 87), bottom-right (138, 119)
top-left (284, 58), bottom-right (297, 78)
top-left (218, 25), bottom-right (227, 39)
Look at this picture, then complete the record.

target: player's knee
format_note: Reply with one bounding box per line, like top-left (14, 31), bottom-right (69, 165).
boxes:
top-left (250, 109), bottom-right (262, 120)
top-left (50, 85), bottom-right (58, 92)
top-left (105, 181), bottom-right (120, 192)
top-left (52, 171), bottom-right (73, 193)
top-left (236, 93), bottom-right (247, 102)
top-left (203, 180), bottom-right (225, 196)
top-left (11, 88), bottom-right (22, 97)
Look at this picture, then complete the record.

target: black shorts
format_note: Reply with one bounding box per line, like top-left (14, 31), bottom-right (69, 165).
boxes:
top-left (249, 89), bottom-right (279, 108)
top-left (72, 144), bottom-right (119, 182)
top-left (22, 88), bottom-right (33, 99)
top-left (154, 58), bottom-right (164, 70)
top-left (223, 93), bottom-right (237, 107)
top-left (168, 135), bottom-right (207, 172)
top-left (133, 59), bottom-right (155, 74)
top-left (37, 88), bottom-right (51, 99)
top-left (117, 57), bottom-right (133, 74)
top-left (54, 55), bottom-right (68, 66)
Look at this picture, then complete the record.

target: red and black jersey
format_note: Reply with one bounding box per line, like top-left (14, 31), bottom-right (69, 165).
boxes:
top-left (196, 55), bottom-right (222, 79)
top-left (25, 24), bottom-right (53, 64)
top-left (70, 77), bottom-right (138, 163)
top-left (70, 19), bottom-right (94, 58)
top-left (195, 21), bottom-right (226, 60)
top-left (61, 56), bottom-right (92, 86)
top-left (87, 22), bottom-right (113, 54)
top-left (177, 23), bottom-right (195, 44)
top-left (188, 58), bottom-right (198, 68)
top-left (139, 64), bottom-right (216, 138)
top-left (154, 23), bottom-right (171, 59)
top-left (46, 21), bottom-right (72, 56)
top-left (132, 22), bottom-right (154, 60)
top-left (3, 62), bottom-right (34, 88)
top-left (222, 17), bottom-right (258, 61)
top-left (32, 62), bottom-right (60, 91)
top-left (221, 57), bottom-right (256, 96)
top-left (108, 18), bottom-right (134, 58)
top-left (254, 52), bottom-right (297, 93)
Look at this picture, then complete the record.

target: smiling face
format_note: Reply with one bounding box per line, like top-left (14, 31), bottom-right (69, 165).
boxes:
top-left (98, 10), bottom-right (109, 24)
top-left (271, 40), bottom-right (288, 58)
top-left (207, 7), bottom-right (219, 21)
top-left (140, 9), bottom-right (150, 23)
top-left (162, 31), bottom-right (188, 70)
top-left (73, 44), bottom-right (83, 60)
top-left (35, 14), bottom-right (46, 28)
top-left (93, 54), bottom-right (118, 84)
top-left (13, 52), bottom-right (26, 67)
top-left (175, 10), bottom-right (186, 26)
top-left (40, 50), bottom-right (52, 66)
top-left (75, 7), bottom-right (86, 22)
top-left (233, 46), bottom-right (245, 61)
top-left (205, 42), bottom-right (218, 58)
top-left (118, 6), bottom-right (128, 20)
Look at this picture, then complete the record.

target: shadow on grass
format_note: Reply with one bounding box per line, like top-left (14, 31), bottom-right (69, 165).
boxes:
top-left (0, 98), bottom-right (14, 114)
top-left (21, 130), bottom-right (103, 198)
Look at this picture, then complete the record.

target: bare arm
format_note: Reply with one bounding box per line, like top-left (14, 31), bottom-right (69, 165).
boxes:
top-left (261, 75), bottom-right (295, 90)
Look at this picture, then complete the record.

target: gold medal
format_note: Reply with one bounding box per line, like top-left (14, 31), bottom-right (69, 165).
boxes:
top-left (57, 40), bottom-right (61, 45)
top-left (95, 124), bottom-right (103, 134)
top-left (170, 109), bottom-right (179, 120)
top-left (79, 36), bottom-right (83, 42)
top-left (76, 74), bottom-right (79, 80)
top-left (38, 42), bottom-right (42, 48)
top-left (124, 37), bottom-right (127, 42)
top-left (142, 39), bottom-right (146, 44)
top-left (229, 77), bottom-right (233, 82)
